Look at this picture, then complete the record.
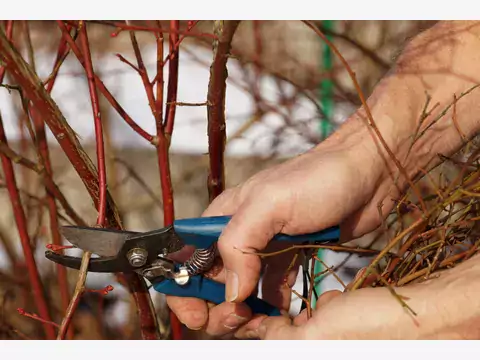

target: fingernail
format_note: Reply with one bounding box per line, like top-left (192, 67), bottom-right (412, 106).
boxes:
top-left (186, 325), bottom-right (203, 331)
top-left (243, 330), bottom-right (259, 339)
top-left (258, 324), bottom-right (267, 339)
top-left (225, 269), bottom-right (239, 302)
top-left (223, 313), bottom-right (248, 330)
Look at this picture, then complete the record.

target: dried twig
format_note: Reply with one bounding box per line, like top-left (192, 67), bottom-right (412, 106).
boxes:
top-left (303, 20), bottom-right (427, 214)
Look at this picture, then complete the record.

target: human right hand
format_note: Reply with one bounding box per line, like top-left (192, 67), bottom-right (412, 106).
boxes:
top-left (166, 118), bottom-right (402, 336)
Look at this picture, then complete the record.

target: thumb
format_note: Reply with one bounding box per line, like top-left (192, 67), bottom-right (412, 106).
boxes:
top-left (217, 201), bottom-right (284, 303)
top-left (257, 315), bottom-right (304, 340)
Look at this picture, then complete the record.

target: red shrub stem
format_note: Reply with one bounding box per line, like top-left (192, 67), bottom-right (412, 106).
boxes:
top-left (80, 23), bottom-right (107, 226)
top-left (164, 20), bottom-right (179, 137)
top-left (207, 21), bottom-right (240, 201)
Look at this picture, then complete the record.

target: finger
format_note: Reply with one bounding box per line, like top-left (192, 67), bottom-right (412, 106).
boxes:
top-left (166, 296), bottom-right (208, 330)
top-left (257, 315), bottom-right (305, 340)
top-left (202, 187), bottom-right (241, 217)
top-left (203, 301), bottom-right (252, 337)
top-left (292, 308), bottom-right (309, 326)
top-left (234, 314), bottom-right (268, 339)
top-left (217, 199), bottom-right (285, 303)
top-left (315, 289), bottom-right (343, 309)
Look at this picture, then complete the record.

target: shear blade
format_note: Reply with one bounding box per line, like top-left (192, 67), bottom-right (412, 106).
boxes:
top-left (60, 226), bottom-right (138, 257)
top-left (45, 250), bottom-right (127, 273)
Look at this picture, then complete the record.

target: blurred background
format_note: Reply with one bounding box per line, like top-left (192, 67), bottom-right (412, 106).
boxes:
top-left (0, 20), bottom-right (437, 339)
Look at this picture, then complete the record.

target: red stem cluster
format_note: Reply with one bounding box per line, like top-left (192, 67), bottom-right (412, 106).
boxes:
top-left (0, 22), bottom-right (160, 340)
top-left (0, 114), bottom-right (56, 339)
top-left (0, 22), bottom-right (56, 340)
top-left (128, 19), bottom-right (182, 339)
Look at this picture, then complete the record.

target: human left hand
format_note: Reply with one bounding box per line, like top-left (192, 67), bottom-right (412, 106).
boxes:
top-left (235, 255), bottom-right (480, 340)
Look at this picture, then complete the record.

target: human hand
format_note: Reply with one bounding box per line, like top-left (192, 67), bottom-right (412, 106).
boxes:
top-left (235, 253), bottom-right (480, 340)
top-left (166, 121), bottom-right (402, 336)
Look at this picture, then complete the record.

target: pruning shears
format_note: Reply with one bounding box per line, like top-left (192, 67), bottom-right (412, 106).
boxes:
top-left (45, 215), bottom-right (341, 316)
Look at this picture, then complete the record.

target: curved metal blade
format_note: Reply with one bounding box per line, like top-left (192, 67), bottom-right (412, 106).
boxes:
top-left (45, 250), bottom-right (126, 273)
top-left (60, 226), bottom-right (138, 257)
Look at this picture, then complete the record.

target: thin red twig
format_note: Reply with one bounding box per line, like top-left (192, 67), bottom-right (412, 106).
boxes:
top-left (56, 21), bottom-right (154, 143)
top-left (86, 20), bottom-right (217, 40)
top-left (149, 20), bottom-right (164, 115)
top-left (80, 24), bottom-right (108, 226)
top-left (17, 308), bottom-right (59, 329)
top-left (164, 20), bottom-right (179, 137)
top-left (0, 21), bottom-right (13, 81)
top-left (150, 20), bottom-right (198, 86)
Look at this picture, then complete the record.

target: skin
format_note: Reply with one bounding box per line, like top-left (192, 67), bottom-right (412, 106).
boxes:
top-left (168, 20), bottom-right (480, 339)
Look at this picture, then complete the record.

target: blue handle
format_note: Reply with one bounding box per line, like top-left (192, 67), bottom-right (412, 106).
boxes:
top-left (154, 275), bottom-right (281, 316)
top-left (173, 215), bottom-right (340, 249)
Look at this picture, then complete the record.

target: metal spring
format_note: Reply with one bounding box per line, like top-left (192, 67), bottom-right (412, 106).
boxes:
top-left (184, 244), bottom-right (216, 276)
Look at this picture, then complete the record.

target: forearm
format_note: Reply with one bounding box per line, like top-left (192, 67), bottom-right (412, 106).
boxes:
top-left (322, 21), bottom-right (480, 186)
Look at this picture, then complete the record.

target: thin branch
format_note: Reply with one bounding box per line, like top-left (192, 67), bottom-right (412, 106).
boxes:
top-left (0, 20), bottom-right (13, 81)
top-left (238, 244), bottom-right (378, 257)
top-left (56, 251), bottom-right (91, 339)
top-left (56, 21), bottom-right (154, 143)
top-left (206, 20), bottom-right (241, 201)
top-left (169, 101), bottom-right (209, 107)
top-left (86, 20), bottom-right (217, 40)
top-left (80, 22), bottom-right (108, 226)
top-left (303, 20), bottom-right (427, 214)
top-left (0, 139), bottom-right (42, 171)
top-left (164, 20), bottom-right (180, 137)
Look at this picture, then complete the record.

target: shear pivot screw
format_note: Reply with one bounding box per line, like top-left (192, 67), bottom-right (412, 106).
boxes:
top-left (127, 248), bottom-right (148, 267)
top-left (174, 267), bottom-right (190, 286)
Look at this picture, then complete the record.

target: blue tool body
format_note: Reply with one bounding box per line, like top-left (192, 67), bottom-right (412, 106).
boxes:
top-left (154, 215), bottom-right (340, 316)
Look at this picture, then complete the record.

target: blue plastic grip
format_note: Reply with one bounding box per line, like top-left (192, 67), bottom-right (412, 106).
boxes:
top-left (161, 216), bottom-right (340, 316)
top-left (154, 275), bottom-right (281, 316)
top-left (173, 215), bottom-right (340, 249)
